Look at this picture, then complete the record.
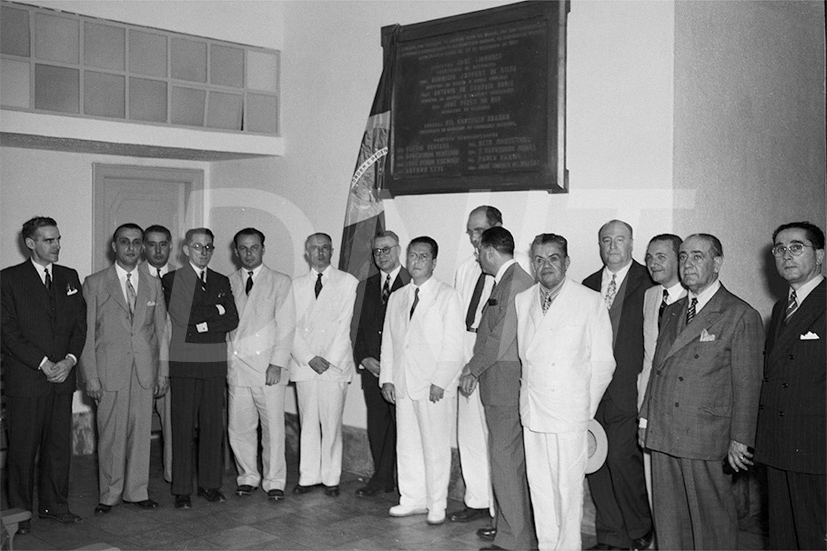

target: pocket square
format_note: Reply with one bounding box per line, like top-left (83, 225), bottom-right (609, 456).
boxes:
top-left (66, 287), bottom-right (78, 296)
top-left (800, 331), bottom-right (820, 340)
top-left (700, 328), bottom-right (716, 342)
top-left (147, 301), bottom-right (157, 307)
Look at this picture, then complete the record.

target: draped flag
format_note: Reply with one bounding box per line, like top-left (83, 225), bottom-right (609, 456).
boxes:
top-left (338, 26), bottom-right (399, 282)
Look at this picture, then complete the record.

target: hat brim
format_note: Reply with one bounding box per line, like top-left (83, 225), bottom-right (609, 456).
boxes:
top-left (586, 419), bottom-right (608, 474)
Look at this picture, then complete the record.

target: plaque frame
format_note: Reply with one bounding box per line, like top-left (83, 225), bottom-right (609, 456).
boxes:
top-left (382, 1), bottom-right (569, 196)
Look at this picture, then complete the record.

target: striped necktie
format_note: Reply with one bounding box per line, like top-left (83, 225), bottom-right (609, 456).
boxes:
top-left (783, 290), bottom-right (798, 324)
top-left (686, 297), bottom-right (698, 325)
top-left (382, 274), bottom-right (391, 304)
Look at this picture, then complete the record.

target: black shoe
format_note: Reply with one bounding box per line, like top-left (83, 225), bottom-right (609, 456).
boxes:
top-left (631, 530), bottom-right (654, 551)
top-left (16, 520), bottom-right (31, 535)
top-left (235, 485), bottom-right (255, 497)
top-left (477, 526), bottom-right (497, 541)
top-left (587, 544), bottom-right (626, 550)
top-left (197, 487), bottom-right (226, 503)
top-left (94, 503), bottom-right (112, 515)
top-left (39, 509), bottom-right (82, 523)
top-left (292, 483), bottom-right (316, 495)
top-left (267, 489), bottom-right (285, 501)
top-left (124, 499), bottom-right (159, 509)
top-left (355, 485), bottom-right (379, 497)
top-left (174, 495), bottom-right (192, 509)
top-left (324, 485), bottom-right (340, 497)
top-left (480, 546), bottom-right (507, 551)
top-left (449, 506), bottom-right (489, 523)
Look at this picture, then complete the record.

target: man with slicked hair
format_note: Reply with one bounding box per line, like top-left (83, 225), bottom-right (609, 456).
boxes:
top-left (641, 233), bottom-right (763, 549)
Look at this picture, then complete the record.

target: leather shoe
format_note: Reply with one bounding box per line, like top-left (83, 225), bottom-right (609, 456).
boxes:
top-left (94, 503), bottom-right (112, 515)
top-left (355, 485), bottom-right (380, 497)
top-left (16, 520), bottom-right (31, 535)
top-left (235, 485), bottom-right (255, 497)
top-left (124, 499), bottom-right (159, 509)
top-left (324, 485), bottom-right (340, 497)
top-left (477, 526), bottom-right (497, 541)
top-left (197, 487), bottom-right (226, 503)
top-left (448, 506), bottom-right (489, 523)
top-left (292, 483), bottom-right (317, 495)
top-left (39, 509), bottom-right (81, 523)
top-left (631, 530), bottom-right (654, 551)
top-left (174, 495), bottom-right (192, 509)
top-left (267, 489), bottom-right (285, 501)
top-left (587, 544), bottom-right (626, 550)
top-left (480, 546), bottom-right (506, 551)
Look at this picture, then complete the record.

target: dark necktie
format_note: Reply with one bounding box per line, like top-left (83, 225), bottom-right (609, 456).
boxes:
top-left (658, 288), bottom-right (669, 328)
top-left (246, 270), bottom-right (254, 295)
top-left (410, 288), bottom-right (419, 319)
top-left (686, 297), bottom-right (698, 325)
top-left (315, 272), bottom-right (323, 299)
top-left (783, 289), bottom-right (798, 324)
top-left (200, 270), bottom-right (206, 283)
top-left (382, 274), bottom-right (391, 304)
top-left (465, 272), bottom-right (486, 330)
top-left (156, 268), bottom-right (162, 279)
top-left (44, 268), bottom-right (52, 291)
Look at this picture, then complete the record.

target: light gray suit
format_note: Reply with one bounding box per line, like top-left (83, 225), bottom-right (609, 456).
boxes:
top-left (80, 263), bottom-right (167, 504)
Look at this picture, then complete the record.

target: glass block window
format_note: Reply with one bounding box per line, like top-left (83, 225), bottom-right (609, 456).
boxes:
top-left (1, 0), bottom-right (280, 135)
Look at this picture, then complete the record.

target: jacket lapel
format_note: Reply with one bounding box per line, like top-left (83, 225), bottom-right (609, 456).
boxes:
top-left (663, 286), bottom-right (726, 359)
top-left (768, 280), bottom-right (825, 362)
top-left (24, 261), bottom-right (53, 314)
top-left (131, 269), bottom-right (151, 329)
top-left (106, 266), bottom-right (130, 316)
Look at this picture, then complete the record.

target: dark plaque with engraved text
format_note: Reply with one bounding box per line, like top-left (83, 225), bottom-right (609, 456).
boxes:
top-left (383, 1), bottom-right (568, 195)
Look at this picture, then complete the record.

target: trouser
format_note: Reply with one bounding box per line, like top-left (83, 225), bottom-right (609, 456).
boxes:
top-left (294, 379), bottom-right (348, 486)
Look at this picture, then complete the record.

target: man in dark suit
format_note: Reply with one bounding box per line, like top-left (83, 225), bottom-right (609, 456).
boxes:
top-left (640, 233), bottom-right (763, 549)
top-left (755, 221), bottom-right (825, 550)
top-left (458, 227), bottom-right (536, 551)
top-left (1, 216), bottom-right (87, 534)
top-left (162, 228), bottom-right (238, 509)
top-left (583, 220), bottom-right (654, 550)
top-left (352, 230), bottom-right (409, 497)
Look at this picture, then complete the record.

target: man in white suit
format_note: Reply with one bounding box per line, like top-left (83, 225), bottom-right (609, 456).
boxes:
top-left (515, 233), bottom-right (615, 550)
top-left (380, 236), bottom-right (464, 526)
top-left (637, 234), bottom-right (685, 508)
top-left (81, 223), bottom-right (168, 515)
top-left (290, 233), bottom-right (358, 497)
top-left (228, 228), bottom-right (295, 501)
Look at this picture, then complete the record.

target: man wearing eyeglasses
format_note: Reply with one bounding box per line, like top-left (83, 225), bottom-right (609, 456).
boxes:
top-left (162, 228), bottom-right (239, 509)
top-left (352, 231), bottom-right (410, 497)
top-left (640, 233), bottom-right (763, 550)
top-left (755, 222), bottom-right (825, 550)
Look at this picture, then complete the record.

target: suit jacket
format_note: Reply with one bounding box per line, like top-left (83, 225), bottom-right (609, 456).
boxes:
top-left (162, 264), bottom-right (239, 378)
top-left (80, 263), bottom-right (167, 391)
top-left (379, 277), bottom-right (464, 400)
top-left (642, 284), bottom-right (764, 460)
top-left (466, 262), bottom-right (534, 407)
top-left (227, 264), bottom-right (295, 388)
top-left (583, 261), bottom-right (653, 411)
top-left (638, 284), bottom-right (687, 410)
top-left (290, 266), bottom-right (358, 382)
top-left (515, 278), bottom-right (615, 433)
top-left (1, 261), bottom-right (86, 397)
top-left (755, 279), bottom-right (825, 474)
top-left (353, 267), bottom-right (410, 389)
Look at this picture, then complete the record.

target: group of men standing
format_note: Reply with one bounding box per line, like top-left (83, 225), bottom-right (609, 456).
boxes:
top-left (2, 212), bottom-right (824, 551)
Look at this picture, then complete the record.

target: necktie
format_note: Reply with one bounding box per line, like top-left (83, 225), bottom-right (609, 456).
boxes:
top-left (156, 268), bottom-right (162, 279)
top-left (783, 290), bottom-right (798, 324)
top-left (466, 272), bottom-right (486, 330)
top-left (246, 270), bottom-right (254, 295)
top-left (200, 270), bottom-right (206, 283)
top-left (541, 288), bottom-right (553, 314)
top-left (410, 288), bottom-right (420, 319)
top-left (44, 268), bottom-right (52, 291)
top-left (126, 272), bottom-right (137, 315)
top-left (605, 273), bottom-right (617, 309)
top-left (658, 288), bottom-right (669, 328)
top-left (315, 272), bottom-right (323, 299)
top-left (686, 297), bottom-right (698, 325)
top-left (382, 274), bottom-right (391, 304)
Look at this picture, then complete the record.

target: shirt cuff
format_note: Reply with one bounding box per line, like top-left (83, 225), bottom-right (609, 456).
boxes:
top-left (39, 356), bottom-right (49, 370)
top-left (66, 354), bottom-right (77, 366)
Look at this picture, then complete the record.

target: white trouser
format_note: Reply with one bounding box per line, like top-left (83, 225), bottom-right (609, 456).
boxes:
top-left (294, 380), bottom-right (347, 487)
top-left (524, 429), bottom-right (587, 551)
top-left (228, 383), bottom-right (287, 491)
top-left (457, 389), bottom-right (493, 511)
top-left (396, 393), bottom-right (456, 515)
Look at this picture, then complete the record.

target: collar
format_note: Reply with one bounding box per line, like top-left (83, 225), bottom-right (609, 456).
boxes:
top-left (602, 261), bottom-right (633, 290)
top-left (189, 262), bottom-right (208, 279)
top-left (312, 265), bottom-right (331, 279)
top-left (661, 280), bottom-right (686, 304)
top-left (494, 259), bottom-right (517, 284)
top-left (245, 264), bottom-right (264, 279)
top-left (412, 275), bottom-right (436, 293)
top-left (145, 261), bottom-right (170, 277)
top-left (115, 262), bottom-right (138, 282)
top-left (538, 278), bottom-right (567, 308)
top-left (688, 279), bottom-right (721, 313)
top-left (381, 265), bottom-right (402, 283)
top-left (791, 274), bottom-right (824, 304)
top-left (31, 258), bottom-right (53, 283)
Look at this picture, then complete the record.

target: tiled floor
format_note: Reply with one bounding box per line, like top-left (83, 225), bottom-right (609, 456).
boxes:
top-left (5, 439), bottom-right (767, 550)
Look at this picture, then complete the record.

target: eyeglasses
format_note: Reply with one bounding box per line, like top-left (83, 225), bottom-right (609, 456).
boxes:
top-left (189, 243), bottom-right (215, 253)
top-left (372, 246), bottom-right (396, 257)
top-left (772, 243), bottom-right (813, 257)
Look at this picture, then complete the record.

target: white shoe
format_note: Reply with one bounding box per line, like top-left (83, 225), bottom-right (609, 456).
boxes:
top-left (427, 509), bottom-right (446, 525)
top-left (389, 504), bottom-right (428, 517)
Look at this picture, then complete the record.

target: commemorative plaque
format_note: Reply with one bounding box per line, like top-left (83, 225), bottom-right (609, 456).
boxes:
top-left (384, 1), bottom-right (568, 195)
